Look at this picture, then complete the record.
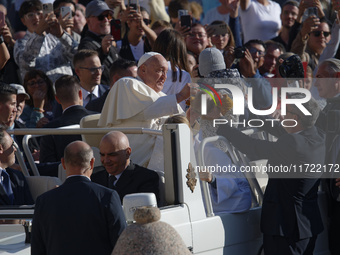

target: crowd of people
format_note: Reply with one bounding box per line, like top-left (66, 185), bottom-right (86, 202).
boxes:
top-left (0, 0), bottom-right (339, 254)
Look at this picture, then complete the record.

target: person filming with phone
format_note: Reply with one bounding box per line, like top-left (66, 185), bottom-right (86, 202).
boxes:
top-left (290, 0), bottom-right (338, 72)
top-left (116, 2), bottom-right (157, 63)
top-left (53, 0), bottom-right (81, 43)
top-left (13, 0), bottom-right (79, 83)
top-left (78, 0), bottom-right (119, 86)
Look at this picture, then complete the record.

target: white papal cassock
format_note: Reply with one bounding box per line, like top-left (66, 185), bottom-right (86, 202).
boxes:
top-left (98, 77), bottom-right (183, 171)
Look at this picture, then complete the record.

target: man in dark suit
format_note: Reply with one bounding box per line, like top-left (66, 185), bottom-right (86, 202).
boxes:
top-left (86, 58), bottom-right (137, 113)
top-left (73, 49), bottom-right (109, 107)
top-left (314, 58), bottom-right (340, 255)
top-left (39, 75), bottom-right (96, 163)
top-left (217, 95), bottom-right (325, 254)
top-left (31, 141), bottom-right (126, 255)
top-left (0, 126), bottom-right (33, 205)
top-left (91, 131), bottom-right (160, 203)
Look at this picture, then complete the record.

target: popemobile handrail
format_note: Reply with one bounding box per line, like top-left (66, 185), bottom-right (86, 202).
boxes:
top-left (7, 128), bottom-right (163, 177)
top-left (7, 127), bottom-right (163, 136)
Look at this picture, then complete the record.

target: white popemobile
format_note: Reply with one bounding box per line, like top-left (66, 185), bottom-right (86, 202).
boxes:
top-left (1, 123), bottom-right (330, 254)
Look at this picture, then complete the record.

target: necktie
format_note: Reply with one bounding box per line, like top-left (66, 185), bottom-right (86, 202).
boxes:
top-left (88, 93), bottom-right (94, 103)
top-left (1, 171), bottom-right (14, 204)
top-left (108, 175), bottom-right (117, 189)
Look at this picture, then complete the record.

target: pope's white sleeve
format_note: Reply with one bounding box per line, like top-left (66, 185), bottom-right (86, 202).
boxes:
top-left (143, 94), bottom-right (181, 120)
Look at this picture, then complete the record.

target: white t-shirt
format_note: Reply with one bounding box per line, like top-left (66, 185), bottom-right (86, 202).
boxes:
top-left (116, 39), bottom-right (144, 62)
top-left (202, 7), bottom-right (230, 25)
top-left (239, 0), bottom-right (281, 43)
top-left (162, 61), bottom-right (191, 111)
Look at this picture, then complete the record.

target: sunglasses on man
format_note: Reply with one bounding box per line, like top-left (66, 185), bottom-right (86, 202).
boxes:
top-left (97, 13), bottom-right (113, 21)
top-left (310, 31), bottom-right (331, 37)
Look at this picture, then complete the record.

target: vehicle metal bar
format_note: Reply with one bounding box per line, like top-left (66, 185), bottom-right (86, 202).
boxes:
top-left (7, 128), bottom-right (162, 177)
top-left (8, 128), bottom-right (162, 136)
top-left (13, 141), bottom-right (30, 177)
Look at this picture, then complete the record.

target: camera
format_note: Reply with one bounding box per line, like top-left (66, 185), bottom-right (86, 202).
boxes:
top-left (234, 46), bottom-right (246, 59)
top-left (279, 54), bottom-right (304, 79)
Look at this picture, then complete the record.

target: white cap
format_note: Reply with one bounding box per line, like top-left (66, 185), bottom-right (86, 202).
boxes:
top-left (10, 84), bottom-right (30, 100)
top-left (137, 52), bottom-right (162, 68)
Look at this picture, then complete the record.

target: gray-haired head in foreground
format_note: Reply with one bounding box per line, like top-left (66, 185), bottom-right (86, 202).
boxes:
top-left (318, 58), bottom-right (340, 76)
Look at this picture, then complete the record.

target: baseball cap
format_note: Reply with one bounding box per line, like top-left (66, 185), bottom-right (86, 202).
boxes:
top-left (137, 52), bottom-right (162, 68)
top-left (85, 0), bottom-right (112, 18)
top-left (10, 84), bottom-right (30, 100)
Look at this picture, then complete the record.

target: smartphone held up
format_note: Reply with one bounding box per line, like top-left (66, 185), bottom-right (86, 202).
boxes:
top-left (60, 6), bottom-right (72, 19)
top-left (178, 9), bottom-right (191, 29)
top-left (42, 3), bottom-right (54, 15)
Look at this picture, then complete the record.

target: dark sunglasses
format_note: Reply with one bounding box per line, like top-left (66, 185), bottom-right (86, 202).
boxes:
top-left (97, 13), bottom-right (113, 21)
top-left (310, 31), bottom-right (331, 37)
top-left (143, 19), bottom-right (151, 25)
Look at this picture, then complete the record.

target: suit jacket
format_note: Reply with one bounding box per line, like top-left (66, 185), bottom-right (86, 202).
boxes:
top-left (39, 105), bottom-right (96, 163)
top-left (217, 125), bottom-right (325, 240)
top-left (31, 176), bottom-right (126, 255)
top-left (316, 96), bottom-right (340, 163)
top-left (85, 89), bottom-right (109, 113)
top-left (0, 168), bottom-right (34, 205)
top-left (316, 96), bottom-right (340, 202)
top-left (97, 84), bottom-right (110, 97)
top-left (91, 162), bottom-right (160, 203)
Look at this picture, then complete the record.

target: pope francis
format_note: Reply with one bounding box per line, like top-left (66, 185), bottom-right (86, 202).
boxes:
top-left (98, 52), bottom-right (190, 171)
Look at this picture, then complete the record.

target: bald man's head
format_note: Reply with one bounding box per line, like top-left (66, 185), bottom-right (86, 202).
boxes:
top-left (63, 141), bottom-right (94, 177)
top-left (99, 131), bottom-right (131, 176)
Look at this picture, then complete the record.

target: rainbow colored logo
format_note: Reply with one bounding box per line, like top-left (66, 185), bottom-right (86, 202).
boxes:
top-left (198, 83), bottom-right (222, 106)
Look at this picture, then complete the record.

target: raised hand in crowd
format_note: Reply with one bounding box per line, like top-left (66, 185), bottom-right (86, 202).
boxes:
top-left (35, 12), bottom-right (62, 37)
top-left (0, 24), bottom-right (15, 49)
top-left (223, 46), bottom-right (236, 68)
top-left (174, 20), bottom-right (191, 37)
top-left (105, 0), bottom-right (126, 10)
top-left (48, 13), bottom-right (64, 38)
top-left (57, 10), bottom-right (74, 36)
top-left (238, 49), bottom-right (256, 78)
top-left (31, 89), bottom-right (47, 113)
top-left (228, 0), bottom-right (240, 18)
top-left (314, 0), bottom-right (326, 18)
top-left (102, 34), bottom-right (115, 54)
top-left (125, 6), bottom-right (157, 47)
top-left (300, 15), bottom-right (320, 39)
top-left (119, 6), bottom-right (136, 23)
top-left (35, 12), bottom-right (53, 35)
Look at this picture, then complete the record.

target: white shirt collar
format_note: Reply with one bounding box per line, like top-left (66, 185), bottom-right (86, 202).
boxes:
top-left (81, 86), bottom-right (99, 106)
top-left (109, 172), bottom-right (123, 185)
